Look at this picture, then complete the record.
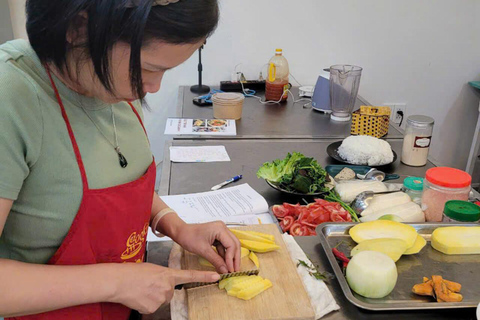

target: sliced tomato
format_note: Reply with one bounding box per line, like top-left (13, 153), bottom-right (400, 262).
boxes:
top-left (283, 202), bottom-right (301, 217)
top-left (308, 207), bottom-right (331, 224)
top-left (272, 205), bottom-right (289, 218)
top-left (314, 198), bottom-right (331, 206)
top-left (280, 216), bottom-right (295, 233)
top-left (305, 227), bottom-right (317, 236)
top-left (299, 220), bottom-right (318, 228)
top-left (290, 222), bottom-right (306, 236)
top-left (330, 211), bottom-right (347, 222)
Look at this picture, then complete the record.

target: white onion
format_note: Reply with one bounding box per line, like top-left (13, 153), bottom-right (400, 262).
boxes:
top-left (346, 251), bottom-right (398, 298)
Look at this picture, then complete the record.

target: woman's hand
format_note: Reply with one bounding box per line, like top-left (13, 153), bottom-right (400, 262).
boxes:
top-left (175, 222), bottom-right (241, 274)
top-left (110, 263), bottom-right (220, 314)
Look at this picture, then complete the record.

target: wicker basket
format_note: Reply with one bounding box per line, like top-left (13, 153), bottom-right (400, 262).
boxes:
top-left (350, 106), bottom-right (391, 138)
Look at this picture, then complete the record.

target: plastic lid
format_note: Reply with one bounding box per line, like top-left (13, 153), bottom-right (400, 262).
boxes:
top-left (444, 200), bottom-right (480, 222)
top-left (403, 177), bottom-right (424, 191)
top-left (425, 167), bottom-right (471, 188)
top-left (275, 48), bottom-right (283, 52)
top-left (407, 115), bottom-right (435, 127)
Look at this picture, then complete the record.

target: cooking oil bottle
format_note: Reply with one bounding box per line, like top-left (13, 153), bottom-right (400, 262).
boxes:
top-left (265, 48), bottom-right (289, 102)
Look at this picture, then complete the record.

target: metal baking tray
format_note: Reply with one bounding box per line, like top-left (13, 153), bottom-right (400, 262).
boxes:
top-left (316, 222), bottom-right (480, 311)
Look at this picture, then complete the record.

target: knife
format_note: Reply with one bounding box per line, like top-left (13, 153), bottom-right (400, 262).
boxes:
top-left (175, 269), bottom-right (260, 290)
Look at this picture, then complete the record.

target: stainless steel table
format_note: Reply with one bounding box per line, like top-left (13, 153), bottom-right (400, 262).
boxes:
top-left (158, 139), bottom-right (435, 202)
top-left (175, 86), bottom-right (404, 140)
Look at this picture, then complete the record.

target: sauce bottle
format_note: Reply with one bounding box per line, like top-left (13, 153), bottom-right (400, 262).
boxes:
top-left (265, 49), bottom-right (289, 102)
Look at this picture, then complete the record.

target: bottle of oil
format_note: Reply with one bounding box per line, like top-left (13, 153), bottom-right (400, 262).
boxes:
top-left (265, 48), bottom-right (289, 102)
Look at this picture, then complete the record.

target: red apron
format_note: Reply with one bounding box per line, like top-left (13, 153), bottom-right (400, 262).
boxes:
top-left (8, 68), bottom-right (156, 320)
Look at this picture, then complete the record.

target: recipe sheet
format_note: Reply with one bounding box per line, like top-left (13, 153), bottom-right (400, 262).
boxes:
top-left (169, 146), bottom-right (230, 163)
top-left (147, 184), bottom-right (273, 242)
top-left (164, 118), bottom-right (237, 136)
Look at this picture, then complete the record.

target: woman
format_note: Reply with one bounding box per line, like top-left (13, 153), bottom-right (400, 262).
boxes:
top-left (0, 0), bottom-right (241, 319)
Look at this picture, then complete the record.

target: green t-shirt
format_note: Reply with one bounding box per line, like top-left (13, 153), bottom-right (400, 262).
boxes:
top-left (0, 40), bottom-right (153, 264)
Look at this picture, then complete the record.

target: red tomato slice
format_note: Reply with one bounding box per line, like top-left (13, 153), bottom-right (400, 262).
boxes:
top-left (299, 220), bottom-right (317, 228)
top-left (330, 211), bottom-right (347, 222)
top-left (283, 203), bottom-right (301, 217)
top-left (314, 198), bottom-right (330, 206)
top-left (309, 207), bottom-right (331, 224)
top-left (290, 222), bottom-right (306, 236)
top-left (280, 216), bottom-right (295, 232)
top-left (272, 205), bottom-right (289, 218)
top-left (305, 227), bottom-right (317, 236)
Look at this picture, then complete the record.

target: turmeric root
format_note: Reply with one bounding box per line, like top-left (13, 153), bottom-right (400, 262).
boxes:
top-left (412, 276), bottom-right (463, 302)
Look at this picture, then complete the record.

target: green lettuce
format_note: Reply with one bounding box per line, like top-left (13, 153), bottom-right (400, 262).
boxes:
top-left (256, 152), bottom-right (329, 194)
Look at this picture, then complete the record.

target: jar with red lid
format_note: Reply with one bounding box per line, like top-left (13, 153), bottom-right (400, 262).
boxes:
top-left (421, 167), bottom-right (472, 222)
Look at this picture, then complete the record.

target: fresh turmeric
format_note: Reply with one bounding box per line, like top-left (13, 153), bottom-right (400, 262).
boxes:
top-left (412, 276), bottom-right (462, 302)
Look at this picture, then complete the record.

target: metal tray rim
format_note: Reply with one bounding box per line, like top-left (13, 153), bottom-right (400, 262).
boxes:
top-left (316, 222), bottom-right (479, 311)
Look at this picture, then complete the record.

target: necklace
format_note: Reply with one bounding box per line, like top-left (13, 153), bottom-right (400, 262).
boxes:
top-left (79, 105), bottom-right (128, 168)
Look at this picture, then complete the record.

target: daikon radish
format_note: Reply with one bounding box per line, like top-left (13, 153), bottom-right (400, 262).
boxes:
top-left (335, 180), bottom-right (388, 203)
top-left (360, 202), bottom-right (425, 223)
top-left (361, 192), bottom-right (412, 216)
top-left (431, 227), bottom-right (480, 255)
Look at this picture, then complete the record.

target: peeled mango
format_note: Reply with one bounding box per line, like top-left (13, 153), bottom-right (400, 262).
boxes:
top-left (349, 220), bottom-right (418, 248)
top-left (404, 235), bottom-right (427, 255)
top-left (351, 238), bottom-right (408, 262)
top-left (249, 251), bottom-right (260, 268)
top-left (431, 226), bottom-right (480, 255)
top-left (219, 275), bottom-right (273, 300)
top-left (199, 247), bottom-right (250, 267)
top-left (239, 239), bottom-right (280, 253)
top-left (230, 229), bottom-right (275, 244)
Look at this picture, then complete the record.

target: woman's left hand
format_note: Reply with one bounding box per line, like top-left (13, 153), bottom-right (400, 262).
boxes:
top-left (175, 221), bottom-right (241, 274)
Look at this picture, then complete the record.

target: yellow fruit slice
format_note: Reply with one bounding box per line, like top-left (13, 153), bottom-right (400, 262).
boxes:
top-left (241, 247), bottom-right (250, 258)
top-left (404, 235), bottom-right (427, 255)
top-left (249, 251), bottom-right (260, 268)
top-left (350, 238), bottom-right (408, 262)
top-left (198, 257), bottom-right (214, 268)
top-left (236, 279), bottom-right (273, 300)
top-left (244, 230), bottom-right (275, 242)
top-left (431, 226), bottom-right (480, 255)
top-left (226, 276), bottom-right (263, 295)
top-left (230, 229), bottom-right (275, 244)
top-left (349, 220), bottom-right (418, 248)
top-left (219, 276), bottom-right (249, 290)
top-left (239, 239), bottom-right (280, 253)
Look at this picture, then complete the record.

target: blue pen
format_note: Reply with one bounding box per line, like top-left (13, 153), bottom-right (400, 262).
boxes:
top-left (211, 175), bottom-right (243, 191)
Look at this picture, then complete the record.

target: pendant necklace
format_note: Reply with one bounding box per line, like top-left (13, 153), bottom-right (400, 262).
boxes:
top-left (79, 105), bottom-right (128, 168)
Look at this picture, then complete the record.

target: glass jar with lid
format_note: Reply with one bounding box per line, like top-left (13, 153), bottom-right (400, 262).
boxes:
top-left (443, 200), bottom-right (480, 223)
top-left (421, 167), bottom-right (472, 222)
top-left (401, 115), bottom-right (434, 167)
top-left (403, 177), bottom-right (424, 205)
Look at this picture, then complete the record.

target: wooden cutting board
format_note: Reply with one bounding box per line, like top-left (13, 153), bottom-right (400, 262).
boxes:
top-left (181, 224), bottom-right (315, 320)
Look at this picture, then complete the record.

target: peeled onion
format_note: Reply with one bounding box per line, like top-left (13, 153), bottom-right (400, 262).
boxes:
top-left (346, 251), bottom-right (398, 298)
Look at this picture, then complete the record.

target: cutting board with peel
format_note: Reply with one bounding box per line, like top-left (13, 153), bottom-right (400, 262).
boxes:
top-left (181, 224), bottom-right (315, 320)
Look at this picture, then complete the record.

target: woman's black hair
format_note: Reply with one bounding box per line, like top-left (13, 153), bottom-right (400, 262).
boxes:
top-left (26, 0), bottom-right (219, 99)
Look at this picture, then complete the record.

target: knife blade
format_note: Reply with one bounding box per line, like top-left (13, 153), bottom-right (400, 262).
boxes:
top-left (175, 269), bottom-right (260, 290)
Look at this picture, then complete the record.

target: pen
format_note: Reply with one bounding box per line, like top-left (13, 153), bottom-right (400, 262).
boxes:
top-left (211, 175), bottom-right (242, 191)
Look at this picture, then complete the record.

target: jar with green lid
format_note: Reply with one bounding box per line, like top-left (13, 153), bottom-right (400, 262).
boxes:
top-left (403, 177), bottom-right (424, 205)
top-left (442, 200), bottom-right (480, 223)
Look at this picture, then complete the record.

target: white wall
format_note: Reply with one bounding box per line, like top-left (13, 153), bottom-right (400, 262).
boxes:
top-left (7, 0), bottom-right (27, 39)
top-left (145, 0), bottom-right (480, 173)
top-left (6, 0), bottom-right (480, 172)
top-left (0, 0), bottom-right (14, 43)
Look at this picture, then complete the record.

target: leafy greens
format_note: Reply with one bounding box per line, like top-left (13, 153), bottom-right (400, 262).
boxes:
top-left (256, 152), bottom-right (330, 194)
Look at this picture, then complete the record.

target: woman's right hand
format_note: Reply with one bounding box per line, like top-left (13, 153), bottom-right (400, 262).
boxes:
top-left (110, 263), bottom-right (220, 314)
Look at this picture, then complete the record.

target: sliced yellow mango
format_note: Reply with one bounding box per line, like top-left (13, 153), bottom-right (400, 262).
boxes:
top-left (239, 239), bottom-right (280, 253)
top-left (244, 230), bottom-right (275, 242)
top-left (236, 279), bottom-right (273, 300)
top-left (219, 276), bottom-right (249, 290)
top-left (226, 276), bottom-right (263, 294)
top-left (350, 238), bottom-right (408, 262)
top-left (198, 257), bottom-right (214, 268)
top-left (349, 220), bottom-right (418, 248)
top-left (431, 226), bottom-right (480, 255)
top-left (241, 247), bottom-right (250, 258)
top-left (404, 235), bottom-right (427, 255)
top-left (230, 229), bottom-right (275, 244)
top-left (249, 251), bottom-right (260, 268)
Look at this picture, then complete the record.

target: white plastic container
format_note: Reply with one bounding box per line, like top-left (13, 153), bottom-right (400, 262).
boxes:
top-left (401, 115), bottom-right (434, 167)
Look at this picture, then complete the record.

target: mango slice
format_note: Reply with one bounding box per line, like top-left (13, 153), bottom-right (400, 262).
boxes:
top-left (244, 230), bottom-right (275, 242)
top-left (219, 276), bottom-right (249, 290)
top-left (249, 251), bottom-right (260, 268)
top-left (404, 235), bottom-right (427, 255)
top-left (199, 247), bottom-right (250, 268)
top-left (226, 276), bottom-right (263, 295)
top-left (351, 238), bottom-right (408, 262)
top-left (431, 226), bottom-right (480, 255)
top-left (236, 279), bottom-right (273, 300)
top-left (230, 229), bottom-right (275, 244)
top-left (349, 220), bottom-right (418, 248)
top-left (239, 239), bottom-right (280, 253)
top-left (240, 247), bottom-right (250, 258)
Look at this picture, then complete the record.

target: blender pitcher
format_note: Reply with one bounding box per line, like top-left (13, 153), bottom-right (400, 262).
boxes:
top-left (329, 65), bottom-right (362, 121)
